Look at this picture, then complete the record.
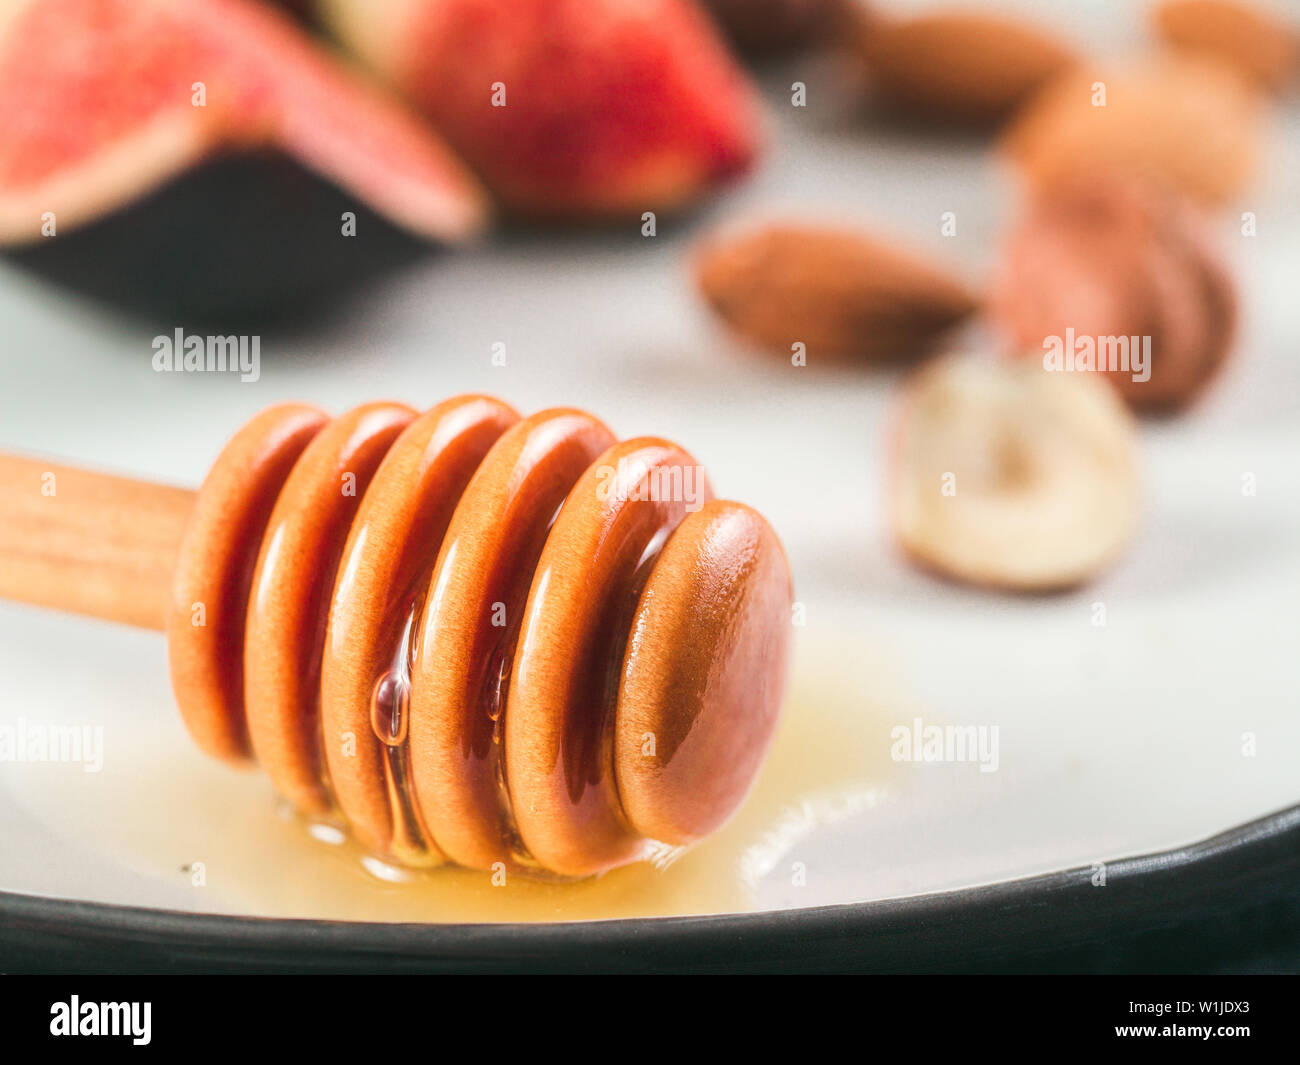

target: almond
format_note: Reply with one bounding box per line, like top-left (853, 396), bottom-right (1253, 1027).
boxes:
top-left (990, 172), bottom-right (1238, 414)
top-left (891, 352), bottom-right (1141, 592)
top-left (1002, 55), bottom-right (1263, 205)
top-left (694, 222), bottom-right (980, 364)
top-left (1154, 0), bottom-right (1299, 92)
top-left (854, 9), bottom-right (1078, 124)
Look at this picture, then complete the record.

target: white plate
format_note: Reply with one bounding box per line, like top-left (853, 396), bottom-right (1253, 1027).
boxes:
top-left (0, 0), bottom-right (1297, 924)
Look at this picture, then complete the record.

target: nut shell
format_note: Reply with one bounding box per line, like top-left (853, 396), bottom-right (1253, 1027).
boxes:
top-left (991, 173), bottom-right (1237, 413)
top-left (696, 222), bottom-right (979, 364)
top-left (856, 9), bottom-right (1077, 124)
top-left (1155, 0), bottom-right (1299, 92)
top-left (1002, 55), bottom-right (1263, 205)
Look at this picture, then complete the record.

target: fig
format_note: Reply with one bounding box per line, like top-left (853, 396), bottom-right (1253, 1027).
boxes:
top-left (0, 0), bottom-right (486, 321)
top-left (316, 0), bottom-right (764, 218)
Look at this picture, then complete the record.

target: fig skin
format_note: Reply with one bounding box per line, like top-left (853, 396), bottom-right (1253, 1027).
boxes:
top-left (6, 152), bottom-right (429, 326)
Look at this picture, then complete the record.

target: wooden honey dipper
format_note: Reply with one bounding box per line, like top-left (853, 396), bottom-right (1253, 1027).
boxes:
top-left (0, 397), bottom-right (792, 878)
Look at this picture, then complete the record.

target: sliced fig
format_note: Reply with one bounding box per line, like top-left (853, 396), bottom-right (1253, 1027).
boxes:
top-left (317, 0), bottom-right (764, 218)
top-left (891, 353), bottom-right (1141, 592)
top-left (0, 0), bottom-right (486, 319)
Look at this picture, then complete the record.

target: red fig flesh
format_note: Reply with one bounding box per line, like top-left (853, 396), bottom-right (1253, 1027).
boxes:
top-left (0, 0), bottom-right (487, 245)
top-left (318, 0), bottom-right (764, 217)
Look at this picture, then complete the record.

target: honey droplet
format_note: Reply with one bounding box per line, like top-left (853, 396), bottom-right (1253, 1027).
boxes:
top-left (369, 671), bottom-right (410, 748)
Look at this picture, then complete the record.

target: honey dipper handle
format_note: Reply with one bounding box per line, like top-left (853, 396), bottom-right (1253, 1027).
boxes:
top-left (0, 452), bottom-right (195, 630)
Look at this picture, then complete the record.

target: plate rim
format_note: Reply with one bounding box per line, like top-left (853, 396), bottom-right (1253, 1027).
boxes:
top-left (3, 801), bottom-right (1299, 973)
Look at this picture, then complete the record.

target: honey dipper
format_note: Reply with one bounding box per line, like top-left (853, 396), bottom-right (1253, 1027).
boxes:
top-left (0, 397), bottom-right (793, 878)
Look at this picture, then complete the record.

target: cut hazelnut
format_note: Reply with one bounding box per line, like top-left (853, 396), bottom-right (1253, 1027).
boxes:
top-left (891, 353), bottom-right (1141, 592)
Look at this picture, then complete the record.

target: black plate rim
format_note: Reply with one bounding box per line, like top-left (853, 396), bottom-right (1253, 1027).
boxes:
top-left (4, 802), bottom-right (1299, 973)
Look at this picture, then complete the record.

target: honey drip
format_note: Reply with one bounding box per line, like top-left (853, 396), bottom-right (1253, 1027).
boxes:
top-left (6, 641), bottom-right (904, 922)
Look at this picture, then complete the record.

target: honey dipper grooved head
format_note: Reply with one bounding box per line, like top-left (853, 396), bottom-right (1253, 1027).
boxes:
top-left (166, 397), bottom-right (793, 879)
top-left (245, 401), bottom-right (417, 818)
top-left (168, 403), bottom-right (329, 762)
top-left (410, 407), bottom-right (617, 872)
top-left (617, 500), bottom-right (792, 845)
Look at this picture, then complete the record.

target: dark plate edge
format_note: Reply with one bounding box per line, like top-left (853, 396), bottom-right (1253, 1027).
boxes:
top-left (3, 802), bottom-right (1299, 973)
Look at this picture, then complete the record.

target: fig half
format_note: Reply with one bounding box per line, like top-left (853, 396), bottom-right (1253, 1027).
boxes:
top-left (317, 0), bottom-right (764, 219)
top-left (0, 0), bottom-right (487, 320)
